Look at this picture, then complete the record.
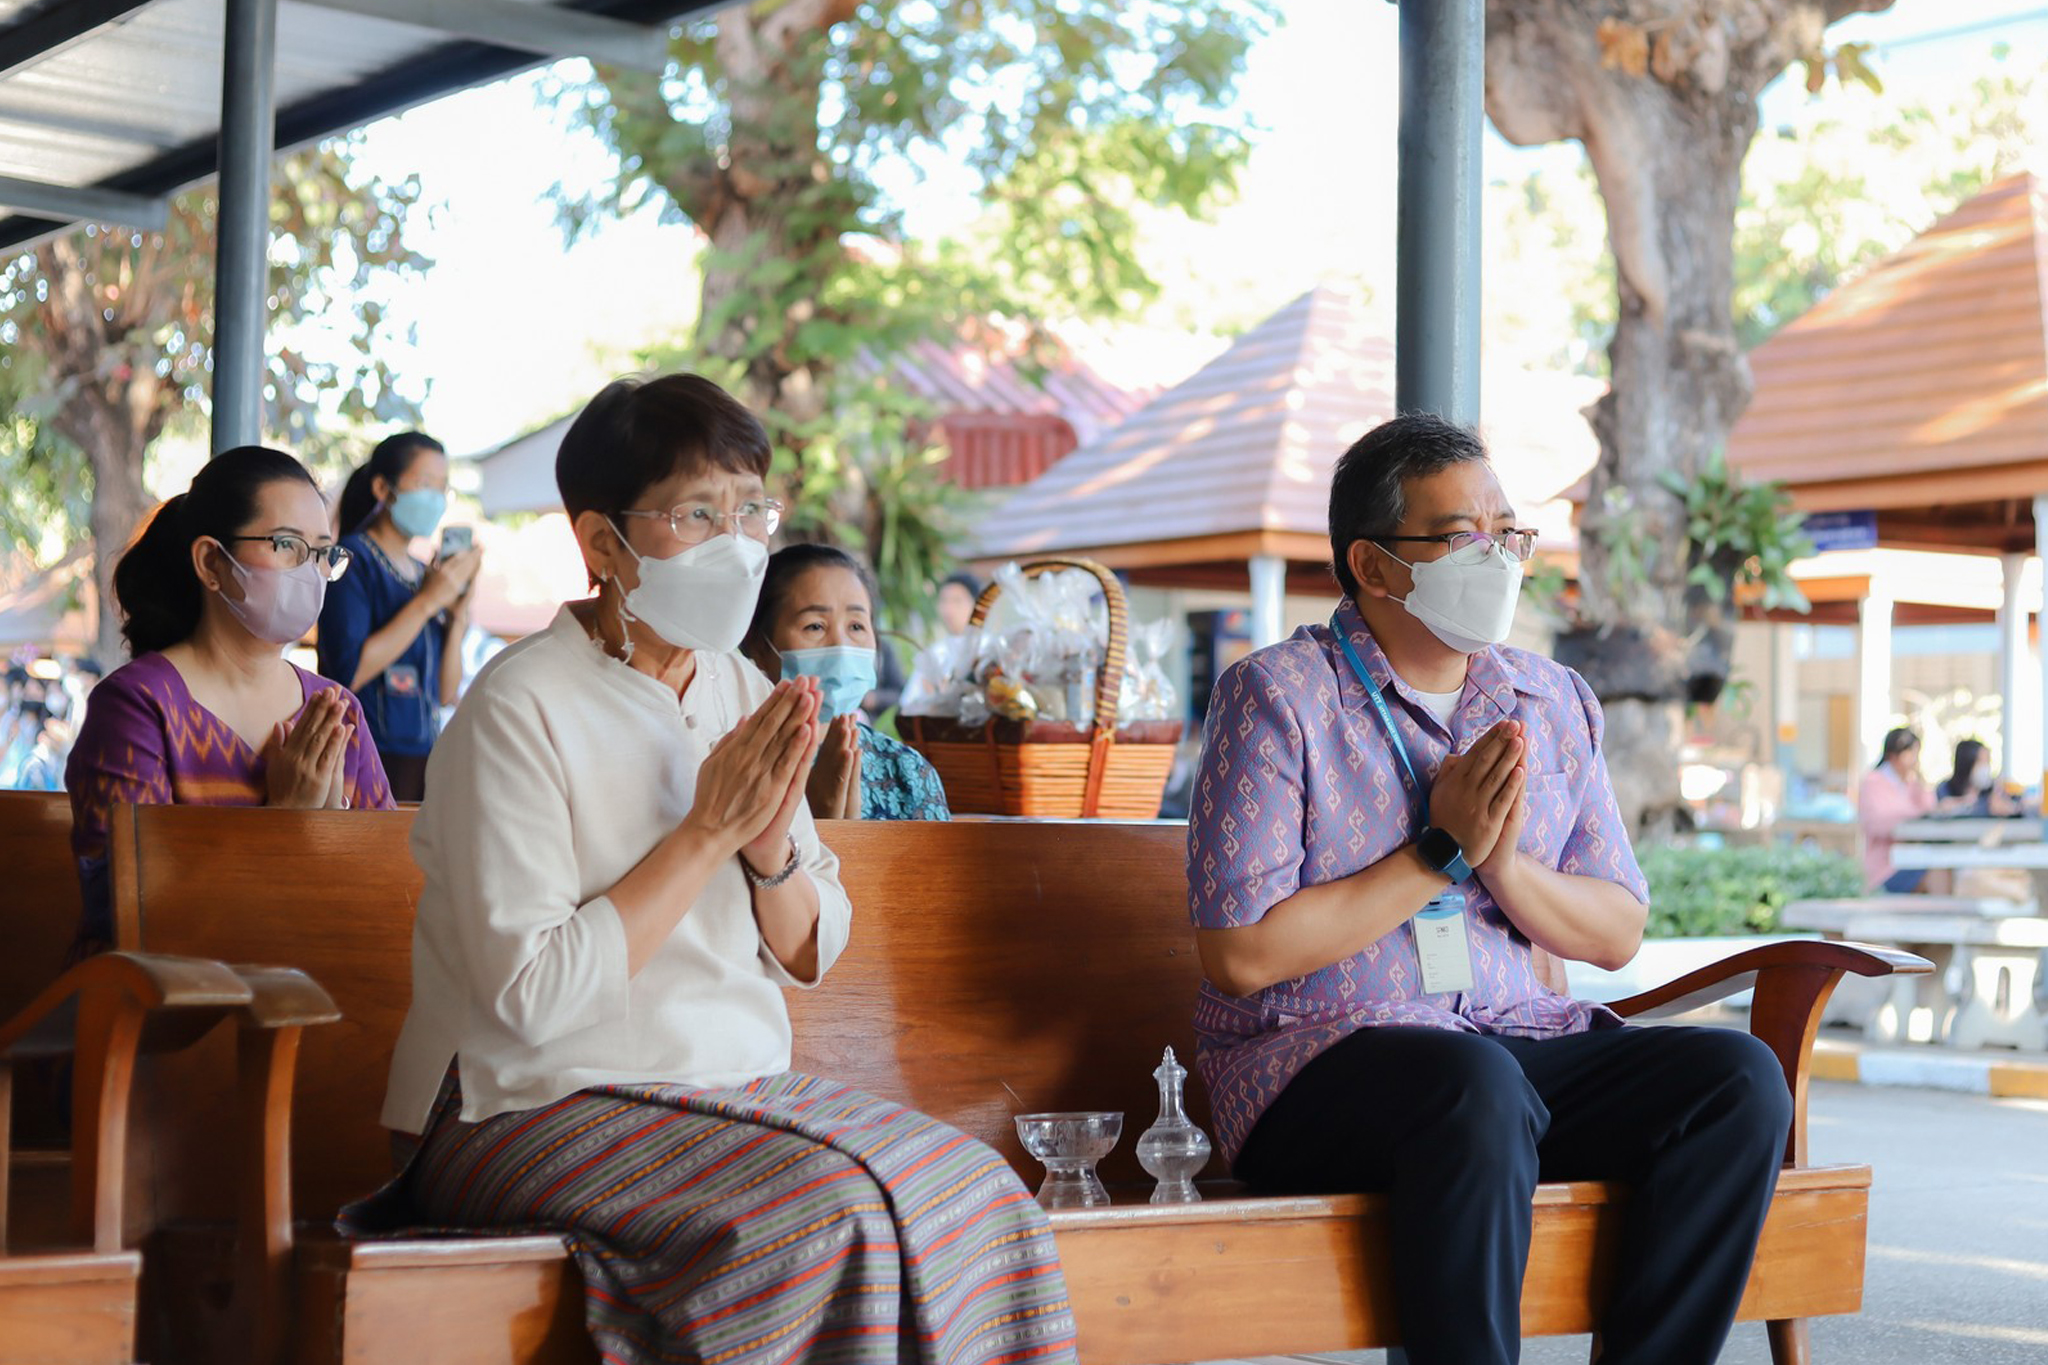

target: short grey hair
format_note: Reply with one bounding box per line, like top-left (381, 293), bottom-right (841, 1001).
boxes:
top-left (1328, 413), bottom-right (1491, 599)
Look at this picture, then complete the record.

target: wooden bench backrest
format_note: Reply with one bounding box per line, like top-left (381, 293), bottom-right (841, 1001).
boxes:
top-left (0, 790), bottom-right (85, 1024)
top-left (110, 805), bottom-right (1202, 1222)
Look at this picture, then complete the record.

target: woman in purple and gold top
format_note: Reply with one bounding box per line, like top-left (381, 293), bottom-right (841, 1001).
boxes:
top-left (66, 447), bottom-right (394, 954)
top-left (1188, 414), bottom-right (1791, 1365)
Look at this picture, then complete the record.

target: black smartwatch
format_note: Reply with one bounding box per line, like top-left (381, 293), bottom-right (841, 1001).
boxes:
top-left (1416, 826), bottom-right (1474, 885)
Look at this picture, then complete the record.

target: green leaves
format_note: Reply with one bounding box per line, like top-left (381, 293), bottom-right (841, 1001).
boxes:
top-left (1, 137), bottom-right (429, 556)
top-left (1639, 843), bottom-right (1864, 939)
top-left (1659, 448), bottom-right (1813, 616)
top-left (554, 0), bottom-right (1271, 628)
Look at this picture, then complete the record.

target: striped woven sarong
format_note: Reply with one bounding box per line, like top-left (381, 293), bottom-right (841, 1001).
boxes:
top-left (347, 1069), bottom-right (1079, 1365)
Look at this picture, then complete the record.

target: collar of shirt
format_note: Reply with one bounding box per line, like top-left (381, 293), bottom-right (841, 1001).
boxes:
top-left (1328, 598), bottom-right (1523, 744)
top-left (544, 604), bottom-right (739, 734)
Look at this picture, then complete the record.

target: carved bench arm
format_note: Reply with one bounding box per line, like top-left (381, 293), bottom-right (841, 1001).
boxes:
top-left (1, 952), bottom-right (254, 1254)
top-left (1606, 940), bottom-right (1932, 1165)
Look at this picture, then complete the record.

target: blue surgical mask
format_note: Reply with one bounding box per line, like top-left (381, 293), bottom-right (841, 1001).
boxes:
top-left (779, 645), bottom-right (878, 724)
top-left (389, 488), bottom-right (447, 540)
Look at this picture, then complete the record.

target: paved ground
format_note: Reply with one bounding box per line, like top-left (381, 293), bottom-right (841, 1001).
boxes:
top-left (1208, 1080), bottom-right (2048, 1365)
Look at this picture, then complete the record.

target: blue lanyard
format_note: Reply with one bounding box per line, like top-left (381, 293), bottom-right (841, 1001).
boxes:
top-left (1333, 617), bottom-right (1428, 823)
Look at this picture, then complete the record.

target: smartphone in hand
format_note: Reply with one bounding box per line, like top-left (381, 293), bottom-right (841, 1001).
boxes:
top-left (438, 525), bottom-right (474, 560)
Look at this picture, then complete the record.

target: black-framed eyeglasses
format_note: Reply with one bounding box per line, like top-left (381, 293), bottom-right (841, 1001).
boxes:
top-left (1377, 529), bottom-right (1540, 565)
top-left (618, 497), bottom-right (784, 546)
top-left (226, 534), bottom-right (353, 581)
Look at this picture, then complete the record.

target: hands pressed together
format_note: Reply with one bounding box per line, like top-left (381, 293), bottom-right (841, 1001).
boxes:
top-left (806, 714), bottom-right (863, 822)
top-left (683, 677), bottom-right (825, 876)
top-left (1429, 719), bottom-right (1529, 874)
top-left (265, 689), bottom-right (355, 810)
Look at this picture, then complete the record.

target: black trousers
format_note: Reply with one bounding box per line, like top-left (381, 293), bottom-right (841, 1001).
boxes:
top-left (1234, 1024), bottom-right (1793, 1365)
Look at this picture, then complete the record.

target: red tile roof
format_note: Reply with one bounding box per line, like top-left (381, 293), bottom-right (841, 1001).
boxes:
top-left (972, 286), bottom-right (1603, 564)
top-left (1726, 171), bottom-right (2048, 509)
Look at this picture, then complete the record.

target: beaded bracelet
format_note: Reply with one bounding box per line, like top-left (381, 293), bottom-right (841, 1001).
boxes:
top-left (741, 835), bottom-right (802, 891)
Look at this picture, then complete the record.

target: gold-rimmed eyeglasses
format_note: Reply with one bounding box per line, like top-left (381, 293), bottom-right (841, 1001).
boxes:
top-left (617, 497), bottom-right (784, 546)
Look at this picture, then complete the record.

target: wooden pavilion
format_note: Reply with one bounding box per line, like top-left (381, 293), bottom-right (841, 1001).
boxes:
top-left (969, 285), bottom-right (1603, 646)
top-left (1724, 171), bottom-right (2048, 780)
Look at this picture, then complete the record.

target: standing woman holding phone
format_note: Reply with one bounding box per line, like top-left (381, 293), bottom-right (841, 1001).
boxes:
top-left (322, 431), bottom-right (482, 801)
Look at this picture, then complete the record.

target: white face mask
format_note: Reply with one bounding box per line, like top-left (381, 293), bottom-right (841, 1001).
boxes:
top-left (1385, 544), bottom-right (1524, 654)
top-left (610, 526), bottom-right (769, 653)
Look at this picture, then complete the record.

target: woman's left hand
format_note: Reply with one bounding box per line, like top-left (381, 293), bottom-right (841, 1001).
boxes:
top-left (740, 678), bottom-right (825, 876)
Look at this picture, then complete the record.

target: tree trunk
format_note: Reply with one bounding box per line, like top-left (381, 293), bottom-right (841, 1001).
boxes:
top-left (36, 236), bottom-right (171, 666)
top-left (690, 0), bottom-right (860, 425)
top-left (52, 393), bottom-right (153, 667)
top-left (1485, 0), bottom-right (1892, 835)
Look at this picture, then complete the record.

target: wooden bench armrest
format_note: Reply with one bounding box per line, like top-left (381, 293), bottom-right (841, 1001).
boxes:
top-left (0, 952), bottom-right (258, 1256)
top-left (228, 964), bottom-right (342, 1031)
top-left (0, 952), bottom-right (252, 1058)
top-left (1608, 939), bottom-right (1933, 1166)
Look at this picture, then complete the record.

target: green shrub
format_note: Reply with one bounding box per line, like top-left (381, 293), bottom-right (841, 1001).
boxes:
top-left (1637, 843), bottom-right (1864, 938)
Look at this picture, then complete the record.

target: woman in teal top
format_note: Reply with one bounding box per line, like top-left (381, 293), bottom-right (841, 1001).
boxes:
top-left (743, 544), bottom-right (948, 822)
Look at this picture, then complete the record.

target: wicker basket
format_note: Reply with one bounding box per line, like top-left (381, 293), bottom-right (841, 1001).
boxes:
top-left (900, 558), bottom-right (1181, 819)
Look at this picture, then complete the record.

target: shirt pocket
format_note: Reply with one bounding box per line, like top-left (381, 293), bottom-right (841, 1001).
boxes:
top-left (1517, 773), bottom-right (1576, 867)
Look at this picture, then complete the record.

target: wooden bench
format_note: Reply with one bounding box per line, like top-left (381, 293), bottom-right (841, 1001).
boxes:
top-left (1, 949), bottom-right (337, 1364)
top-left (107, 804), bottom-right (1929, 1365)
top-left (1783, 897), bottom-right (2047, 1049)
top-left (0, 790), bottom-right (88, 1027)
top-left (0, 790), bottom-right (96, 1239)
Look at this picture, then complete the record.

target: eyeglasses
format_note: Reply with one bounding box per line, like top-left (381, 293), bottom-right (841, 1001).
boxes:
top-left (226, 534), bottom-right (354, 581)
top-left (1378, 529), bottom-right (1540, 565)
top-left (618, 497), bottom-right (784, 546)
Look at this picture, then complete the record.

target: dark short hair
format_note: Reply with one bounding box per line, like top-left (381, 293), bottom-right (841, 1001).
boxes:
top-left (1328, 413), bottom-right (1490, 600)
top-left (745, 543), bottom-right (880, 658)
top-left (555, 374), bottom-right (772, 523)
top-left (938, 571), bottom-right (982, 599)
top-left (114, 446), bottom-right (321, 656)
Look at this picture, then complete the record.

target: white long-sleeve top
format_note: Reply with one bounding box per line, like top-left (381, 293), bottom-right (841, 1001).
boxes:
top-left (382, 604), bottom-right (853, 1133)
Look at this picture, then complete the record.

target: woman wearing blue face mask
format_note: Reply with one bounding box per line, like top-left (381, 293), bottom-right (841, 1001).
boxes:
top-left (322, 431), bottom-right (482, 801)
top-left (743, 544), bottom-right (949, 822)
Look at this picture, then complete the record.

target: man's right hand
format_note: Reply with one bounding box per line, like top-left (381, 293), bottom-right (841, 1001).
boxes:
top-left (1428, 719), bottom-right (1525, 868)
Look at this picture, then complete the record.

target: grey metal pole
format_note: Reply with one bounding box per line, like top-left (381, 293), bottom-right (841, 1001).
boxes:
top-left (1394, 0), bottom-right (1484, 425)
top-left (211, 0), bottom-right (279, 454)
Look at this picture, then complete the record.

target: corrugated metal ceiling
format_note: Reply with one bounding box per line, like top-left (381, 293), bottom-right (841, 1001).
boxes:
top-left (0, 0), bottom-right (716, 251)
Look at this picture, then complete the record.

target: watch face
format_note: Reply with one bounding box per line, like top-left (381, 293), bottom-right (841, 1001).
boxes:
top-left (1419, 827), bottom-right (1459, 870)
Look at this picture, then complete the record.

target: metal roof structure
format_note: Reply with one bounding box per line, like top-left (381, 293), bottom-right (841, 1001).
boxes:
top-left (0, 0), bottom-right (714, 253)
top-left (1725, 171), bottom-right (2048, 556)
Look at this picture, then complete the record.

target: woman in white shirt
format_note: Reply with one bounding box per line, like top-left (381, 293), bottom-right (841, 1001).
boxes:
top-left (354, 374), bottom-right (1077, 1365)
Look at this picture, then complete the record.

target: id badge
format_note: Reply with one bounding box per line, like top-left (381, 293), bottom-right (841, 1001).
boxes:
top-left (385, 664), bottom-right (421, 698)
top-left (1413, 892), bottom-right (1475, 995)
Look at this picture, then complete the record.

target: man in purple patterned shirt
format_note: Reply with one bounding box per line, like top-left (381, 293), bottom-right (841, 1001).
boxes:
top-left (1188, 415), bottom-right (1791, 1365)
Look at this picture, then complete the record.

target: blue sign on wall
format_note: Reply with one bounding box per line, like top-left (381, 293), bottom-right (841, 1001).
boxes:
top-left (1803, 510), bottom-right (1878, 554)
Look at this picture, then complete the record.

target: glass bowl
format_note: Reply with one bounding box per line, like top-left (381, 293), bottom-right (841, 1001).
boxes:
top-left (1014, 1111), bottom-right (1123, 1208)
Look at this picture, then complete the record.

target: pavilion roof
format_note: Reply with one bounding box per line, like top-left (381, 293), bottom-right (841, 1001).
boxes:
top-left (969, 284), bottom-right (1602, 570)
top-left (1724, 171), bottom-right (2048, 547)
